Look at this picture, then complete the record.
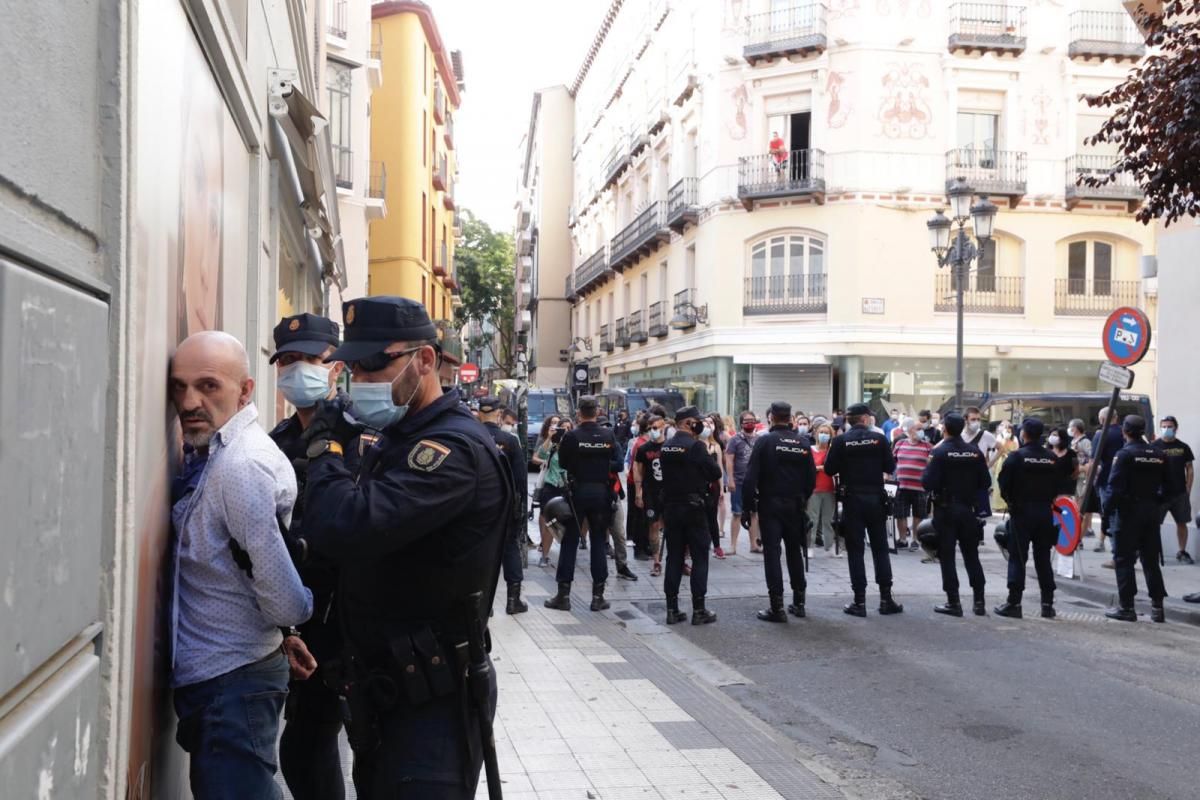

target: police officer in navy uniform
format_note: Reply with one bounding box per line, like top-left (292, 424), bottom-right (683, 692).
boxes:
top-left (478, 395), bottom-right (529, 615)
top-left (995, 418), bottom-right (1066, 619)
top-left (267, 313), bottom-right (353, 800)
top-left (1105, 415), bottom-right (1171, 623)
top-left (544, 395), bottom-right (623, 613)
top-left (823, 403), bottom-right (902, 617)
top-left (741, 401), bottom-right (816, 622)
top-left (659, 406), bottom-right (723, 625)
top-left (921, 413), bottom-right (992, 618)
top-left (300, 297), bottom-right (511, 799)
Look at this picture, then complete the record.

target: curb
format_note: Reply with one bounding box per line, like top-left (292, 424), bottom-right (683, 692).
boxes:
top-left (1055, 574), bottom-right (1200, 626)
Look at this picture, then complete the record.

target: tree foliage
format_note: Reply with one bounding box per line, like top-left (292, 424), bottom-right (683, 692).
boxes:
top-left (1085, 1), bottom-right (1200, 226)
top-left (453, 209), bottom-right (516, 376)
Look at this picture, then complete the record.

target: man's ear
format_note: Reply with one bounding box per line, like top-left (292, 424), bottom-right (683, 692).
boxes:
top-left (239, 377), bottom-right (256, 408)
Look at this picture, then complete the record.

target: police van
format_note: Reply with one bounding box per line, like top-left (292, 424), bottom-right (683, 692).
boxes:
top-left (938, 392), bottom-right (1154, 435)
top-left (597, 387), bottom-right (687, 419)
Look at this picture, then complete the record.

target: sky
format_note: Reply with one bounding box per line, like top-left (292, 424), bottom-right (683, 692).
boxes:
top-left (427, 0), bottom-right (609, 232)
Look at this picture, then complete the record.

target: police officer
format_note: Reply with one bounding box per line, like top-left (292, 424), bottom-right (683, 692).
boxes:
top-left (823, 403), bottom-right (902, 617)
top-left (921, 413), bottom-right (992, 617)
top-left (478, 396), bottom-right (529, 615)
top-left (741, 401), bottom-right (816, 622)
top-left (995, 419), bottom-right (1065, 619)
top-left (544, 395), bottom-right (623, 613)
top-left (300, 297), bottom-right (511, 799)
top-left (267, 313), bottom-right (351, 800)
top-left (659, 407), bottom-right (723, 625)
top-left (1105, 415), bottom-right (1170, 623)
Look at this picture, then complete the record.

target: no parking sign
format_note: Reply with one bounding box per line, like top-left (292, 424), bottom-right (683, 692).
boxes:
top-left (1053, 495), bottom-right (1082, 556)
top-left (1102, 307), bottom-right (1151, 368)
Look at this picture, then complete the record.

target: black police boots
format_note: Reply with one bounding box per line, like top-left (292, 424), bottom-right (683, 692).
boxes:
top-left (1151, 601), bottom-right (1166, 623)
top-left (544, 582), bottom-right (572, 611)
top-left (665, 595), bottom-right (688, 625)
top-left (1040, 591), bottom-right (1056, 620)
top-left (973, 589), bottom-right (987, 616)
top-left (590, 582), bottom-right (610, 612)
top-left (879, 586), bottom-right (904, 615)
top-left (505, 582), bottom-right (528, 615)
top-left (934, 593), bottom-right (963, 617)
top-left (787, 591), bottom-right (806, 618)
top-left (691, 596), bottom-right (717, 625)
top-left (1105, 604), bottom-right (1137, 622)
top-left (994, 591), bottom-right (1023, 619)
top-left (844, 592), bottom-right (867, 618)
top-left (616, 563), bottom-right (639, 581)
top-left (756, 594), bottom-right (788, 623)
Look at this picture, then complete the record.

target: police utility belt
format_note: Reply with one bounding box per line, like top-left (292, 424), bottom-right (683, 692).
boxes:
top-left (933, 494), bottom-right (976, 511)
top-left (665, 492), bottom-right (706, 508)
top-left (347, 625), bottom-right (469, 713)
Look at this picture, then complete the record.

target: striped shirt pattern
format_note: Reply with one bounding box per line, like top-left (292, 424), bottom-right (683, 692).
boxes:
top-left (893, 439), bottom-right (933, 491)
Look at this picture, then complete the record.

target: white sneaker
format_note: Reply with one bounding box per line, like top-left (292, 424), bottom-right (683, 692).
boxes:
top-left (807, 548), bottom-right (814, 559)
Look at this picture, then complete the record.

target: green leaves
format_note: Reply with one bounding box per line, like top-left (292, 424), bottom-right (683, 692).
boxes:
top-left (454, 209), bottom-right (517, 374)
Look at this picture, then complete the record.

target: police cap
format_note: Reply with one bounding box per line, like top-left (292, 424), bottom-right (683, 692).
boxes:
top-left (943, 413), bottom-right (965, 437)
top-left (1021, 418), bottom-right (1045, 439)
top-left (269, 313), bottom-right (340, 363)
top-left (478, 396), bottom-right (502, 414)
top-left (769, 401), bottom-right (792, 420)
top-left (847, 403), bottom-right (871, 417)
top-left (1122, 414), bottom-right (1146, 437)
top-left (675, 406), bottom-right (702, 424)
top-left (327, 296), bottom-right (438, 363)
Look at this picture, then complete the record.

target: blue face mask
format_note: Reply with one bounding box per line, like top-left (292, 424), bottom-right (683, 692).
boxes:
top-left (277, 361), bottom-right (332, 408)
top-left (1161, 427), bottom-right (1177, 440)
top-left (818, 432), bottom-right (831, 444)
top-left (797, 424), bottom-right (810, 436)
top-left (351, 358), bottom-right (419, 429)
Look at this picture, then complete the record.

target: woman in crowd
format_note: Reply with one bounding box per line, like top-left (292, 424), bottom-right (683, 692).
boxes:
top-left (532, 418), bottom-right (572, 567)
top-left (702, 413), bottom-right (727, 559)
top-left (809, 422), bottom-right (841, 557)
top-left (1048, 426), bottom-right (1079, 498)
top-left (990, 420), bottom-right (1018, 513)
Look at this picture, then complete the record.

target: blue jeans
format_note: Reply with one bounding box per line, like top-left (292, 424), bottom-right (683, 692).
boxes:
top-left (174, 650), bottom-right (290, 800)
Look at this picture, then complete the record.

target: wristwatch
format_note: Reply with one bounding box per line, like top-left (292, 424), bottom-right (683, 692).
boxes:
top-left (306, 438), bottom-right (345, 459)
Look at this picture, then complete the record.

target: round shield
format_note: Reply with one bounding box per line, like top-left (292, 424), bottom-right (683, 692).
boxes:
top-left (1053, 495), bottom-right (1082, 556)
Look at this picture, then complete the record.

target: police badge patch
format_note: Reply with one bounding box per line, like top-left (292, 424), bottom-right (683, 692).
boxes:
top-left (408, 439), bottom-right (451, 472)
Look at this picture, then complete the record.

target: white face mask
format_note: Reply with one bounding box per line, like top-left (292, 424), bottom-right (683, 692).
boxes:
top-left (701, 425), bottom-right (714, 439)
top-left (967, 420), bottom-right (981, 434)
top-left (648, 428), bottom-right (664, 442)
top-left (277, 361), bottom-right (332, 408)
top-left (1048, 435), bottom-right (1061, 447)
top-left (501, 423), bottom-right (515, 434)
top-left (630, 424), bottom-right (640, 436)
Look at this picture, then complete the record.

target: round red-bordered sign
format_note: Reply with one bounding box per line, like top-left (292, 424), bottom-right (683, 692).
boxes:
top-left (1053, 495), bottom-right (1082, 556)
top-left (1102, 307), bottom-right (1151, 368)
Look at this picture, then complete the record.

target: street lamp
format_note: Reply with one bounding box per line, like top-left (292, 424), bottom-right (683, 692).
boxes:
top-left (927, 177), bottom-right (999, 411)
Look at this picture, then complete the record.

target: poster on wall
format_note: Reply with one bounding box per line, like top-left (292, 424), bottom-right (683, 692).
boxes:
top-left (125, 0), bottom-right (250, 795)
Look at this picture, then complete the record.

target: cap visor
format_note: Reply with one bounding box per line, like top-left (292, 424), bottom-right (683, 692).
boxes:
top-left (269, 340), bottom-right (335, 364)
top-left (325, 339), bottom-right (393, 363)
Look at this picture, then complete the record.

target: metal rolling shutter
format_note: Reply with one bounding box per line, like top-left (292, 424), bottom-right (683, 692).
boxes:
top-left (749, 364), bottom-right (833, 417)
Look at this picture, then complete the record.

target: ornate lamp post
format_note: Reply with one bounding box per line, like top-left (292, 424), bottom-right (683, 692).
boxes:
top-left (927, 177), bottom-right (999, 411)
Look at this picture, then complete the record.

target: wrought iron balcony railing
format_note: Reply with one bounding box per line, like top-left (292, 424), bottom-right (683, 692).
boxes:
top-left (737, 149), bottom-right (825, 208)
top-left (610, 202), bottom-right (669, 271)
top-left (666, 177), bottom-right (699, 232)
top-left (743, 4), bottom-right (828, 64)
top-left (743, 274), bottom-right (828, 315)
top-left (934, 274), bottom-right (1024, 314)
top-left (1068, 11), bottom-right (1145, 61)
top-left (1054, 278), bottom-right (1139, 316)
top-left (948, 3), bottom-right (1027, 55)
top-left (945, 148), bottom-right (1026, 200)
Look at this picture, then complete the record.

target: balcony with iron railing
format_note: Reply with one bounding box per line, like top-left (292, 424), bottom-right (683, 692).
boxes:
top-left (436, 320), bottom-right (463, 361)
top-left (602, 138), bottom-right (632, 189)
top-left (1066, 155), bottom-right (1142, 211)
top-left (368, 22), bottom-right (382, 59)
top-left (933, 274), bottom-right (1024, 314)
top-left (333, 144), bottom-right (353, 189)
top-left (367, 161), bottom-right (387, 200)
top-left (610, 203), bottom-right (669, 272)
top-left (666, 178), bottom-right (699, 232)
top-left (574, 246), bottom-right (612, 295)
top-left (944, 149), bottom-right (1026, 203)
top-left (434, 242), bottom-right (448, 277)
top-left (628, 310), bottom-right (647, 344)
top-left (672, 288), bottom-right (701, 330)
top-left (1068, 11), bottom-right (1145, 62)
top-left (433, 155), bottom-right (447, 192)
top-left (743, 3), bottom-right (828, 64)
top-left (1054, 279), bottom-right (1139, 316)
top-left (599, 324), bottom-right (614, 352)
top-left (433, 81), bottom-right (446, 124)
top-left (737, 149), bottom-right (825, 209)
top-left (948, 3), bottom-right (1027, 56)
top-left (565, 272), bottom-right (578, 301)
top-left (444, 113), bottom-right (455, 149)
top-left (443, 172), bottom-right (456, 211)
top-left (615, 318), bottom-right (630, 348)
top-left (647, 301), bottom-right (668, 338)
top-left (743, 273), bottom-right (828, 316)
top-left (327, 0), bottom-right (348, 38)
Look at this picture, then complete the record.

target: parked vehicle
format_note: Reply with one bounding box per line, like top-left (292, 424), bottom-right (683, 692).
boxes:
top-left (597, 387), bottom-right (687, 419)
top-left (937, 391), bottom-right (1154, 435)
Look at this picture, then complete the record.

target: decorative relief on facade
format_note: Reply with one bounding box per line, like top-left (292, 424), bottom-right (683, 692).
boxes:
top-left (1025, 85), bottom-right (1058, 146)
top-left (878, 63), bottom-right (933, 139)
top-left (727, 83), bottom-right (749, 141)
top-left (827, 71), bottom-right (852, 129)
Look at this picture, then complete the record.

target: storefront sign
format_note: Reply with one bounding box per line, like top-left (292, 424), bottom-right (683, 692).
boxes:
top-left (862, 297), bottom-right (885, 315)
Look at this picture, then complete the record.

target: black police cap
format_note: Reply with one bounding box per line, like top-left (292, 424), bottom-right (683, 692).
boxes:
top-left (327, 296), bottom-right (438, 363)
top-left (675, 405), bottom-right (702, 424)
top-left (478, 396), bottom-right (502, 414)
top-left (1123, 415), bottom-right (1146, 437)
top-left (847, 403), bottom-right (871, 417)
top-left (269, 313), bottom-right (340, 363)
top-left (769, 401), bottom-right (792, 419)
top-left (1021, 418), bottom-right (1045, 439)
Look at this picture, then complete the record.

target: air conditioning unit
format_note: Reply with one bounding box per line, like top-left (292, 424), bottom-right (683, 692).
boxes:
top-left (518, 310), bottom-right (532, 333)
top-left (516, 230), bottom-right (532, 257)
top-left (518, 281), bottom-right (532, 307)
top-left (518, 201), bottom-right (532, 229)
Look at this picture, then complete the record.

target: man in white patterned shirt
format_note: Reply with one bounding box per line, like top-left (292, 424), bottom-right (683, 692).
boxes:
top-left (168, 331), bottom-right (313, 800)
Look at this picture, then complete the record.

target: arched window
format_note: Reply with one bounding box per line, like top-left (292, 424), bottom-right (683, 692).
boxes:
top-left (748, 232), bottom-right (826, 305)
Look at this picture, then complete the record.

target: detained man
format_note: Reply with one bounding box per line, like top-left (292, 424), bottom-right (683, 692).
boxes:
top-left (168, 331), bottom-right (313, 800)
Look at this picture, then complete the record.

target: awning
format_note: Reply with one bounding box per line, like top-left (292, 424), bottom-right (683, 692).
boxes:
top-left (268, 72), bottom-right (348, 290)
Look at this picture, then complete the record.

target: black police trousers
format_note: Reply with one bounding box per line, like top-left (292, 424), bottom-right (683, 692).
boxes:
top-left (759, 496), bottom-right (807, 597)
top-left (663, 500), bottom-right (710, 600)
top-left (843, 491), bottom-right (893, 593)
top-left (1006, 504), bottom-right (1056, 596)
top-left (556, 486), bottom-right (611, 585)
top-left (1113, 506), bottom-right (1167, 605)
top-left (502, 522), bottom-right (524, 584)
top-left (351, 658), bottom-right (498, 800)
top-left (932, 503), bottom-right (984, 596)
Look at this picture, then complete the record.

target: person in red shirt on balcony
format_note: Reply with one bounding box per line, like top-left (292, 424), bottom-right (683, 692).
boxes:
top-left (769, 131), bottom-right (788, 175)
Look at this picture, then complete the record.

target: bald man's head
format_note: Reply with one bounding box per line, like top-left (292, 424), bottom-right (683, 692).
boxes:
top-left (170, 331), bottom-right (255, 447)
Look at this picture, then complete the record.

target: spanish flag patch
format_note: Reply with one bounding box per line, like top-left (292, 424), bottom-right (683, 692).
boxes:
top-left (407, 439), bottom-right (451, 472)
